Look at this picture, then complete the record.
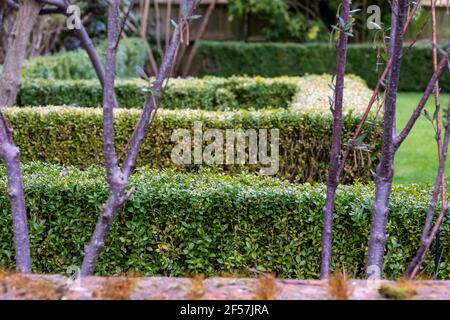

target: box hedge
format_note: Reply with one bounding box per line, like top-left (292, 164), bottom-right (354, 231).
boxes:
top-left (0, 163), bottom-right (447, 279)
top-left (17, 77), bottom-right (298, 110)
top-left (4, 106), bottom-right (381, 183)
top-left (22, 37), bottom-right (148, 80)
top-left (18, 74), bottom-right (372, 111)
top-left (192, 41), bottom-right (450, 92)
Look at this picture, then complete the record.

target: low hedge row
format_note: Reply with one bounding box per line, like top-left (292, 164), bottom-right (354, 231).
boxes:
top-left (0, 163), bottom-right (446, 279)
top-left (5, 106), bottom-right (382, 183)
top-left (192, 41), bottom-right (450, 92)
top-left (22, 38), bottom-right (148, 80)
top-left (17, 77), bottom-right (298, 110)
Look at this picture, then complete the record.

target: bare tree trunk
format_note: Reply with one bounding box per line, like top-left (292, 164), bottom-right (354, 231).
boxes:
top-left (320, 0), bottom-right (350, 279)
top-left (138, 0), bottom-right (158, 75)
top-left (366, 0), bottom-right (408, 279)
top-left (0, 113), bottom-right (31, 273)
top-left (140, 0), bottom-right (150, 38)
top-left (80, 0), bottom-right (198, 276)
top-left (365, 5), bottom-right (450, 279)
top-left (181, 0), bottom-right (217, 77)
top-left (0, 0), bottom-right (41, 273)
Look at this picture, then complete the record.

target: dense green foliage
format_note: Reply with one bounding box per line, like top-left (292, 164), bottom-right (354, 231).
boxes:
top-left (5, 106), bottom-right (381, 183)
top-left (17, 77), bottom-right (298, 110)
top-left (0, 163), bottom-right (446, 278)
top-left (193, 41), bottom-right (450, 92)
top-left (22, 38), bottom-right (147, 80)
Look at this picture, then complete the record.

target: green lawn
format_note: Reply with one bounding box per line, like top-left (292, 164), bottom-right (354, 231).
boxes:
top-left (394, 92), bottom-right (450, 184)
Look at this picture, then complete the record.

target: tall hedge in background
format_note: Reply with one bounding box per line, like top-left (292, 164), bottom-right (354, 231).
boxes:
top-left (0, 163), bottom-right (446, 278)
top-left (192, 41), bottom-right (450, 92)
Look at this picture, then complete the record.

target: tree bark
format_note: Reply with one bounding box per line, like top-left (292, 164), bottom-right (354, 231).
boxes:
top-left (80, 0), bottom-right (126, 276)
top-left (366, 0), bottom-right (408, 279)
top-left (416, 0), bottom-right (447, 254)
top-left (337, 0), bottom-right (422, 179)
top-left (0, 113), bottom-right (31, 273)
top-left (406, 108), bottom-right (450, 278)
top-left (393, 42), bottom-right (450, 149)
top-left (320, 0), bottom-right (350, 279)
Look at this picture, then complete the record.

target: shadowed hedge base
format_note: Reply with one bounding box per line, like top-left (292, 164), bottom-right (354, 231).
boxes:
top-left (4, 107), bottom-right (382, 183)
top-left (192, 41), bottom-right (450, 92)
top-left (0, 163), bottom-right (447, 279)
top-left (17, 77), bottom-right (298, 110)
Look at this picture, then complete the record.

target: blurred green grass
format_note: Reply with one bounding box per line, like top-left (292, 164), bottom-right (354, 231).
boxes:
top-left (394, 92), bottom-right (450, 184)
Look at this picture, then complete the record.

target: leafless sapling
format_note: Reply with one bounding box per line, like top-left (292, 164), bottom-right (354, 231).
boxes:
top-left (80, 0), bottom-right (199, 276)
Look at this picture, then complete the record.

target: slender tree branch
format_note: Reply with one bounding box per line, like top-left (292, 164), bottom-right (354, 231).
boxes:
top-left (138, 0), bottom-right (159, 76)
top-left (122, 0), bottom-right (197, 178)
top-left (103, 0), bottom-right (121, 180)
top-left (75, 24), bottom-right (106, 86)
top-left (337, 0), bottom-right (423, 179)
top-left (165, 0), bottom-right (172, 53)
top-left (80, 0), bottom-right (125, 276)
top-left (140, 0), bottom-right (150, 38)
top-left (394, 42), bottom-right (450, 149)
top-left (9, 0), bottom-right (108, 85)
top-left (115, 0), bottom-right (136, 50)
top-left (4, 0), bottom-right (64, 15)
top-left (154, 0), bottom-right (163, 56)
top-left (320, 0), bottom-right (350, 279)
top-left (80, 0), bottom-right (198, 276)
top-left (420, 0), bottom-right (447, 247)
top-left (0, 0), bottom-right (42, 273)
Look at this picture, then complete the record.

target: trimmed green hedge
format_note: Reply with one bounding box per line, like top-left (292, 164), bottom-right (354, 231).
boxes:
top-left (192, 41), bottom-right (450, 92)
top-left (5, 106), bottom-right (382, 183)
top-left (0, 163), bottom-right (447, 279)
top-left (17, 77), bottom-right (298, 110)
top-left (22, 37), bottom-right (148, 80)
